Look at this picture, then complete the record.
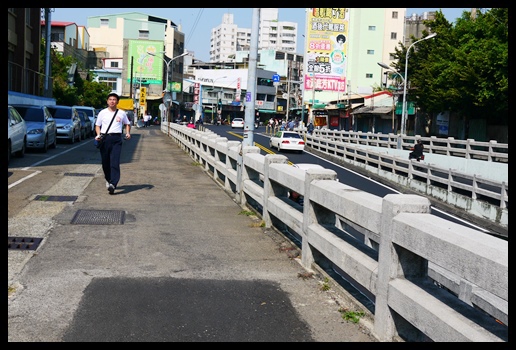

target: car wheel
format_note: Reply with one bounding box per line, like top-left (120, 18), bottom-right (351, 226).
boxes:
top-left (15, 138), bottom-right (26, 158)
top-left (50, 134), bottom-right (57, 149)
top-left (42, 135), bottom-right (48, 153)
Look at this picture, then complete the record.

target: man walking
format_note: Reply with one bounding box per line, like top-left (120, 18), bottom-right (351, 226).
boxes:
top-left (95, 93), bottom-right (131, 195)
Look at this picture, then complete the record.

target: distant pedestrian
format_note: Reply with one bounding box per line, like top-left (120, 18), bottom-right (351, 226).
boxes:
top-left (307, 122), bottom-right (314, 134)
top-left (143, 112), bottom-right (151, 127)
top-left (409, 139), bottom-right (424, 161)
top-left (95, 93), bottom-right (131, 195)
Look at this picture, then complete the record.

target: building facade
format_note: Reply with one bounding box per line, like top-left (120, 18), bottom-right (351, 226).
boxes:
top-left (86, 11), bottom-right (186, 105)
top-left (209, 8), bottom-right (298, 63)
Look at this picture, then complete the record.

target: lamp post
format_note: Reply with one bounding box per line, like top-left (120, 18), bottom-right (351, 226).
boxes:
top-left (400, 33), bottom-right (437, 137)
top-left (147, 51), bottom-right (187, 125)
top-left (211, 76), bottom-right (227, 124)
top-left (378, 61), bottom-right (406, 137)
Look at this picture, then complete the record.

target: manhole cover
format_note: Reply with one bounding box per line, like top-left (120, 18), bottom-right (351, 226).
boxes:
top-left (8, 237), bottom-right (43, 250)
top-left (71, 209), bottom-right (125, 225)
top-left (64, 172), bottom-right (95, 177)
top-left (34, 195), bottom-right (78, 202)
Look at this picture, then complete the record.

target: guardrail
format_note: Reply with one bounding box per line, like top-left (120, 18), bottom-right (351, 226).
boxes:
top-left (302, 129), bottom-right (508, 163)
top-left (161, 123), bottom-right (508, 342)
top-left (300, 133), bottom-right (508, 233)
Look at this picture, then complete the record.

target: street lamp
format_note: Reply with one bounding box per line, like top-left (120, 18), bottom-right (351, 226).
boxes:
top-left (400, 32), bottom-right (437, 137)
top-left (147, 51), bottom-right (187, 124)
top-left (378, 61), bottom-right (406, 137)
top-left (211, 76), bottom-right (227, 124)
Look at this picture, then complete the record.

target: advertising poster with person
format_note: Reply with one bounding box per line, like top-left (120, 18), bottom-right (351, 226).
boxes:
top-left (303, 8), bottom-right (349, 94)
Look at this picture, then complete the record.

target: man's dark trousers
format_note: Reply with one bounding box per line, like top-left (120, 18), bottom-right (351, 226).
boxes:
top-left (99, 133), bottom-right (123, 188)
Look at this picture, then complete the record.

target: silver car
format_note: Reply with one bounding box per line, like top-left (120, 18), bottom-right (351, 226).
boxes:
top-left (12, 104), bottom-right (57, 152)
top-left (74, 106), bottom-right (97, 136)
top-left (46, 105), bottom-right (82, 143)
top-left (8, 105), bottom-right (27, 163)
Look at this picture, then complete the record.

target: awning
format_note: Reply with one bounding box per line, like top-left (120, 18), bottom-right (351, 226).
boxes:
top-left (352, 105), bottom-right (393, 115)
top-left (146, 95), bottom-right (164, 101)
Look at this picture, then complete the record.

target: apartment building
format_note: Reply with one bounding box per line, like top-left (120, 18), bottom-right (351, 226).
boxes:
top-left (210, 8), bottom-right (298, 62)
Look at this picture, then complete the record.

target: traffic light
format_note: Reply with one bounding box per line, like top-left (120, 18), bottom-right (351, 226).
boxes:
top-left (217, 99), bottom-right (222, 111)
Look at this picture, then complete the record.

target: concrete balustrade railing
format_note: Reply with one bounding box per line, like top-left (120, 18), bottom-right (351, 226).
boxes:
top-left (303, 129), bottom-right (508, 163)
top-left (302, 132), bottom-right (508, 232)
top-left (163, 123), bottom-right (508, 342)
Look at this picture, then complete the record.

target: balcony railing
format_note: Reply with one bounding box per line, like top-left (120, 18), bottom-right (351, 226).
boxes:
top-left (8, 61), bottom-right (53, 98)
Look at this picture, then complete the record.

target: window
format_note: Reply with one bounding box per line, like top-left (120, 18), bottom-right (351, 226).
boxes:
top-left (139, 30), bottom-right (149, 39)
top-left (392, 11), bottom-right (398, 19)
top-left (100, 19), bottom-right (109, 27)
top-left (100, 77), bottom-right (117, 91)
top-left (25, 8), bottom-right (30, 25)
top-left (368, 26), bottom-right (376, 31)
top-left (367, 49), bottom-right (374, 55)
top-left (110, 62), bottom-right (119, 68)
top-left (366, 73), bottom-right (373, 79)
top-left (391, 32), bottom-right (397, 40)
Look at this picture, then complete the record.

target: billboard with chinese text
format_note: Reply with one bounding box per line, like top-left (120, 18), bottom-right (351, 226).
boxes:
top-left (304, 8), bottom-right (349, 93)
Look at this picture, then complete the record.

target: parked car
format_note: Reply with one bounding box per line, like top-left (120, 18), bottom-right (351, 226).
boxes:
top-left (73, 106), bottom-right (96, 137)
top-left (269, 131), bottom-right (305, 153)
top-left (231, 117), bottom-right (244, 129)
top-left (77, 110), bottom-right (93, 139)
top-left (8, 105), bottom-right (27, 163)
top-left (11, 104), bottom-right (57, 152)
top-left (46, 105), bottom-right (81, 143)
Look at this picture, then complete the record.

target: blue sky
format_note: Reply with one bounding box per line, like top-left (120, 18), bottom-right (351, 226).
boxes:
top-left (52, 8), bottom-right (471, 62)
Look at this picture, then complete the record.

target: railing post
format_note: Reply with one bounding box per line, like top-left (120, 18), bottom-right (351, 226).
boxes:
top-left (262, 154), bottom-right (289, 228)
top-left (375, 194), bottom-right (432, 341)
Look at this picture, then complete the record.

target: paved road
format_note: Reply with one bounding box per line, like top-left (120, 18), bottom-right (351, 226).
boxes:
top-left (8, 126), bottom-right (378, 342)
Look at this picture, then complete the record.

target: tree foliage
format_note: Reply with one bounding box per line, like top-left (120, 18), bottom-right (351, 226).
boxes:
top-left (391, 8), bottom-right (508, 124)
top-left (41, 40), bottom-right (112, 108)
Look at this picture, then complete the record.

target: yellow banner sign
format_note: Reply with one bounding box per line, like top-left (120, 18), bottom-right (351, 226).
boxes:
top-left (139, 87), bottom-right (147, 106)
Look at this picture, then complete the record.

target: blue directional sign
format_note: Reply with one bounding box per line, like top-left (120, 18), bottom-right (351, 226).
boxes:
top-left (272, 74), bottom-right (280, 83)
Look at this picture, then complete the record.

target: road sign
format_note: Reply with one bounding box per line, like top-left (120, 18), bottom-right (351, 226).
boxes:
top-left (163, 91), bottom-right (172, 108)
top-left (272, 74), bottom-right (280, 83)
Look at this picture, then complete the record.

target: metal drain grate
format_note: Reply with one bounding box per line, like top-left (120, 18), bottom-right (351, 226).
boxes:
top-left (34, 195), bottom-right (78, 202)
top-left (64, 172), bottom-right (96, 177)
top-left (71, 209), bottom-right (125, 225)
top-left (8, 237), bottom-right (43, 251)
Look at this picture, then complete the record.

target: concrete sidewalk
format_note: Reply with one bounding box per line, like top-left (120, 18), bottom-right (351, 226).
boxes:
top-left (8, 126), bottom-right (378, 342)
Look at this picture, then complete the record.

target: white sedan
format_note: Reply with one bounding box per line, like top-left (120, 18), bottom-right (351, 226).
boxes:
top-left (231, 117), bottom-right (244, 128)
top-left (269, 131), bottom-right (305, 153)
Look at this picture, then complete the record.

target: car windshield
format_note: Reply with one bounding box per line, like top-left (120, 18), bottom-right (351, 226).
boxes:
top-left (77, 109), bottom-right (93, 117)
top-left (50, 109), bottom-right (71, 119)
top-left (283, 133), bottom-right (301, 139)
top-left (15, 107), bottom-right (44, 122)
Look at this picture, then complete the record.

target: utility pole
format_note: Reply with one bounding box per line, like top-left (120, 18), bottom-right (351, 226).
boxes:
top-left (242, 8), bottom-right (260, 147)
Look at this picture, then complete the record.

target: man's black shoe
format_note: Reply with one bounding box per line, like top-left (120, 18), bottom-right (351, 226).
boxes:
top-left (108, 184), bottom-right (115, 195)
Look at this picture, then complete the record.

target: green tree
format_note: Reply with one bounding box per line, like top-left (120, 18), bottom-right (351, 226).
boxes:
top-left (41, 39), bottom-right (112, 107)
top-left (391, 8), bottom-right (508, 132)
